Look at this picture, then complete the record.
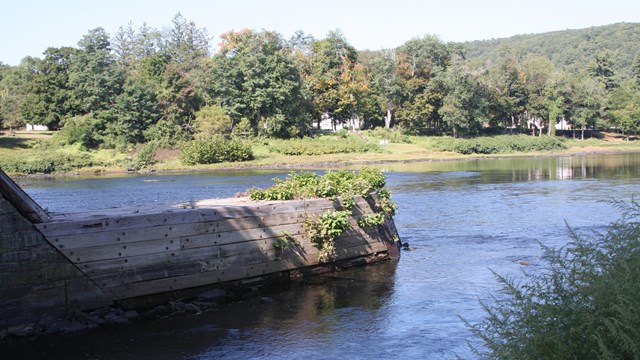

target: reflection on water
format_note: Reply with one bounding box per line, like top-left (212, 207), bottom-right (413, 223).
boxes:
top-left (6, 153), bottom-right (640, 359)
top-left (4, 264), bottom-right (397, 360)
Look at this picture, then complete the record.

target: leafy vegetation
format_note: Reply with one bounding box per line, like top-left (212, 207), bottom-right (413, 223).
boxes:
top-left (305, 210), bottom-right (352, 262)
top-left (267, 137), bottom-right (381, 156)
top-left (247, 168), bottom-right (396, 262)
top-left (180, 136), bottom-right (253, 165)
top-left (357, 212), bottom-right (386, 228)
top-left (467, 200), bottom-right (640, 359)
top-left (426, 135), bottom-right (567, 155)
top-left (2, 16), bottom-right (640, 175)
top-left (247, 168), bottom-right (387, 202)
top-left (464, 23), bottom-right (640, 78)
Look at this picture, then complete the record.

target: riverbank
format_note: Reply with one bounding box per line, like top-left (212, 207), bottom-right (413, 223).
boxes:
top-left (2, 130), bottom-right (640, 177)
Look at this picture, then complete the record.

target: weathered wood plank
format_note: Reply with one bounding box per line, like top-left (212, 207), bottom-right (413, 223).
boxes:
top-left (0, 168), bottom-right (50, 223)
top-left (81, 229), bottom-right (386, 288)
top-left (102, 241), bottom-right (388, 299)
top-left (180, 223), bottom-right (305, 249)
top-left (39, 204), bottom-right (340, 251)
top-left (61, 237), bottom-right (181, 263)
top-left (36, 209), bottom-right (201, 237)
top-left (72, 213), bottom-right (386, 277)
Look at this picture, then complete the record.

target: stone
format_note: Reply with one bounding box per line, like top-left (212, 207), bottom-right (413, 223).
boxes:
top-left (197, 288), bottom-right (227, 302)
top-left (8, 324), bottom-right (34, 337)
top-left (259, 297), bottom-right (274, 304)
top-left (124, 310), bottom-right (139, 320)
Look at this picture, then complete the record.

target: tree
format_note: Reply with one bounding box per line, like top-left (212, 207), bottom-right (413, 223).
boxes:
top-left (609, 80), bottom-right (640, 138)
top-left (208, 29), bottom-right (307, 137)
top-left (68, 28), bottom-right (123, 115)
top-left (439, 56), bottom-right (490, 137)
top-left (369, 49), bottom-right (401, 129)
top-left (522, 56), bottom-right (556, 136)
top-left (113, 22), bottom-right (162, 74)
top-left (394, 35), bottom-right (451, 133)
top-left (589, 50), bottom-right (617, 91)
top-left (193, 104), bottom-right (232, 138)
top-left (156, 63), bottom-right (202, 132)
top-left (308, 30), bottom-right (362, 129)
top-left (485, 45), bottom-right (528, 130)
top-left (20, 47), bottom-right (76, 129)
top-left (161, 13), bottom-right (209, 71)
top-left (569, 74), bottom-right (606, 139)
top-left (0, 58), bottom-right (40, 129)
top-left (632, 51), bottom-right (640, 85)
top-left (105, 76), bottom-right (160, 148)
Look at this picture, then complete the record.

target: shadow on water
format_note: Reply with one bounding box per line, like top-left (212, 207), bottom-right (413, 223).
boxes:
top-left (3, 263), bottom-right (397, 360)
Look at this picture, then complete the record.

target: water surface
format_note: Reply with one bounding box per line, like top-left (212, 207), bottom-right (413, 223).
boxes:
top-left (6, 153), bottom-right (640, 359)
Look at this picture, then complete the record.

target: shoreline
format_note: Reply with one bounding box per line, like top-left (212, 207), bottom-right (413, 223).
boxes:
top-left (12, 146), bottom-right (640, 179)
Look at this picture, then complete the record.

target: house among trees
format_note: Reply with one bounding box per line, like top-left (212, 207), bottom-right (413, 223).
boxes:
top-left (25, 124), bottom-right (49, 131)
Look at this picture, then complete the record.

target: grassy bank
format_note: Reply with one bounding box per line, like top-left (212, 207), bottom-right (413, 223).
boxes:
top-left (1, 130), bottom-right (640, 176)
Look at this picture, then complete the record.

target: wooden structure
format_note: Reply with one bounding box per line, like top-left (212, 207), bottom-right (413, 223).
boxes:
top-left (0, 168), bottom-right (400, 329)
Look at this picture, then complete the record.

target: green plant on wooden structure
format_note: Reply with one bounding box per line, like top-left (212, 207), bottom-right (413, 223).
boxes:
top-left (305, 210), bottom-right (352, 262)
top-left (273, 231), bottom-right (300, 259)
top-left (357, 212), bottom-right (386, 228)
top-left (248, 168), bottom-right (398, 262)
top-left (247, 168), bottom-right (390, 204)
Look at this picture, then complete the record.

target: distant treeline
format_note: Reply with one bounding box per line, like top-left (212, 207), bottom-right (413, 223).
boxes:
top-left (1, 15), bottom-right (639, 150)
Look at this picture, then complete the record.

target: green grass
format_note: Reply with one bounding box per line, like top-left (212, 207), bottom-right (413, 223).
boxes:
top-left (2, 130), bottom-right (640, 176)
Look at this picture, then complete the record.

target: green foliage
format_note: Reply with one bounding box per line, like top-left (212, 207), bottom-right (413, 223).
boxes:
top-left (209, 29), bottom-right (308, 137)
top-left (249, 169), bottom-right (395, 264)
top-left (357, 212), bottom-right (385, 228)
top-left (376, 187), bottom-right (398, 216)
top-left (231, 118), bottom-right (254, 138)
top-left (248, 168), bottom-right (388, 202)
top-left (0, 151), bottom-right (98, 175)
top-left (305, 210), bottom-right (352, 262)
top-left (273, 231), bottom-right (301, 259)
top-left (467, 200), bottom-right (640, 359)
top-left (268, 138), bottom-right (381, 156)
top-left (129, 141), bottom-right (158, 170)
top-left (193, 104), bottom-right (232, 138)
top-left (427, 135), bottom-right (567, 155)
top-left (180, 136), bottom-right (253, 165)
top-left (53, 114), bottom-right (103, 149)
top-left (365, 127), bottom-right (411, 143)
top-left (464, 23), bottom-right (640, 79)
top-left (143, 118), bottom-right (189, 148)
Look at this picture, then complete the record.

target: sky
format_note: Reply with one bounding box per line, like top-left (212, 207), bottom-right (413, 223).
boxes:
top-left (2, 0), bottom-right (640, 66)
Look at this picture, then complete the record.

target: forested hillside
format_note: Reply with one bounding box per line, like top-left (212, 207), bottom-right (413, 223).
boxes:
top-left (1, 15), bottom-right (639, 172)
top-left (463, 22), bottom-right (640, 78)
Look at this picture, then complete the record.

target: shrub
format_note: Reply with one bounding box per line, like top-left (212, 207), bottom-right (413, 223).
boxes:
top-left (129, 142), bottom-right (158, 170)
top-left (427, 135), bottom-right (567, 155)
top-left (467, 200), bottom-right (640, 359)
top-left (0, 152), bottom-right (98, 175)
top-left (268, 138), bottom-right (381, 156)
top-left (366, 127), bottom-right (411, 143)
top-left (247, 168), bottom-right (388, 202)
top-left (181, 136), bottom-right (253, 165)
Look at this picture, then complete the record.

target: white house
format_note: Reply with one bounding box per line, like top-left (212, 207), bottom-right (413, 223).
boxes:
top-left (25, 124), bottom-right (49, 131)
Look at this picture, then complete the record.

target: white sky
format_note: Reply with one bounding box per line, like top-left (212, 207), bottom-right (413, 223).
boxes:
top-left (2, 0), bottom-right (639, 66)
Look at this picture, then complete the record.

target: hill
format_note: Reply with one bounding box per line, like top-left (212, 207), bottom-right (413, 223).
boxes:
top-left (461, 22), bottom-right (640, 77)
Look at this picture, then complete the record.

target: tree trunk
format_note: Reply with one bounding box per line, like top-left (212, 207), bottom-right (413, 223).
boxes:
top-left (384, 105), bottom-right (392, 129)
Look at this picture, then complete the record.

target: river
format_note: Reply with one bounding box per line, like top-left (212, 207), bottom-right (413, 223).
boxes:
top-left (5, 153), bottom-right (640, 359)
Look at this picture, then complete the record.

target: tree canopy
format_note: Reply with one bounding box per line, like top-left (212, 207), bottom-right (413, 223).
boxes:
top-left (2, 17), bottom-right (640, 145)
